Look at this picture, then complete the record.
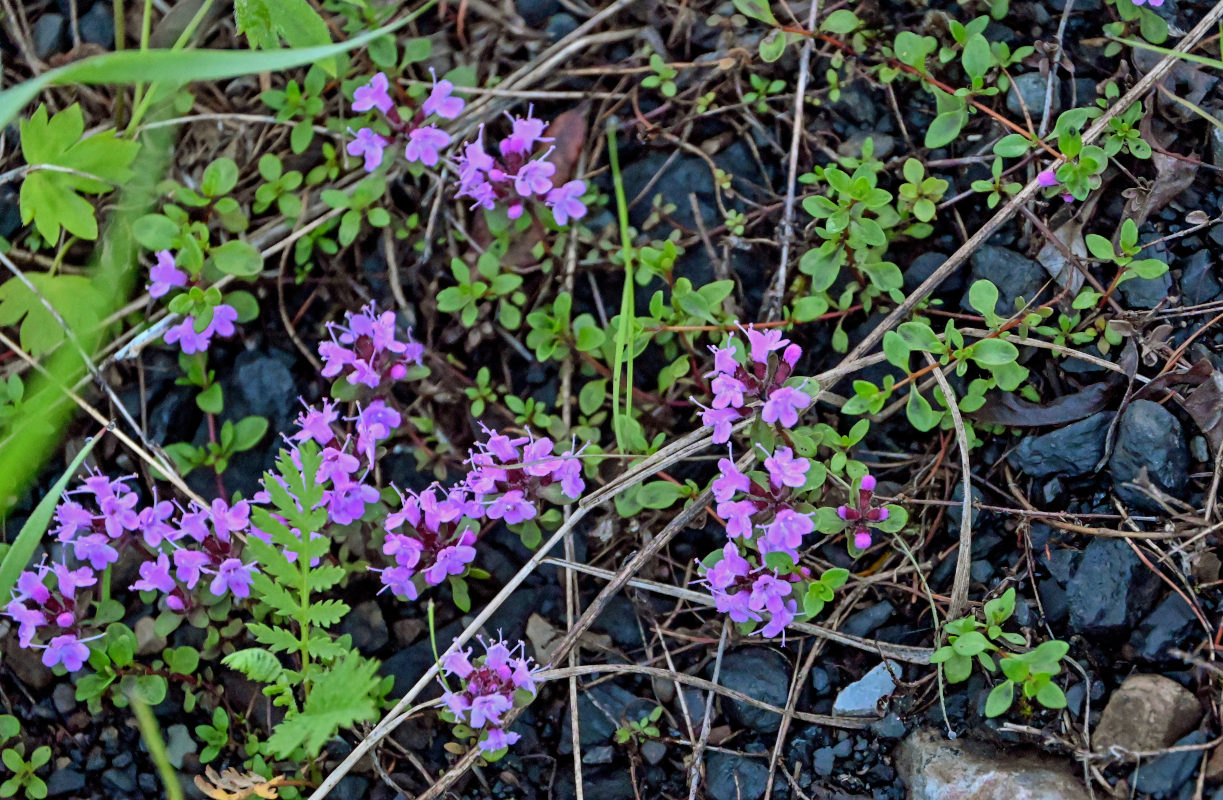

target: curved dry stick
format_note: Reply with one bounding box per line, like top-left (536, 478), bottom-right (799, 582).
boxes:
top-left (923, 353), bottom-right (974, 622)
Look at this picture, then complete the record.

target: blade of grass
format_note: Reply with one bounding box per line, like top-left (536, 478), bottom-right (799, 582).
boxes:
top-left (0, 0), bottom-right (437, 127)
top-left (1107, 35), bottom-right (1223, 70)
top-left (0, 427), bottom-right (104, 600)
top-left (130, 696), bottom-right (185, 800)
top-left (606, 121), bottom-right (636, 452)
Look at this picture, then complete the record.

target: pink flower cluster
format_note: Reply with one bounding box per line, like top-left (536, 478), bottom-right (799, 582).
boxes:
top-left (148, 250), bottom-right (238, 355)
top-left (699, 451), bottom-right (817, 639)
top-left (455, 113), bottom-right (588, 226)
top-left (319, 303), bottom-right (425, 391)
top-left (836, 474), bottom-right (889, 552)
top-left (375, 484), bottom-right (482, 600)
top-left (704, 543), bottom-right (805, 639)
top-left (6, 475), bottom-right (262, 672)
top-left (346, 71), bottom-right (465, 172)
top-left (696, 325), bottom-right (812, 443)
top-left (439, 636), bottom-right (542, 753)
top-left (465, 426), bottom-right (585, 522)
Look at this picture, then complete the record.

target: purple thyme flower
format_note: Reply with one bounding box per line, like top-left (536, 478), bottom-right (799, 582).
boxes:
top-left (741, 325), bottom-right (790, 364)
top-left (319, 303), bottom-right (424, 390)
top-left (423, 530), bottom-right (477, 585)
top-left (759, 509), bottom-right (813, 559)
top-left (545, 180), bottom-right (588, 226)
top-left (763, 446), bottom-right (809, 490)
top-left (761, 385), bottom-right (811, 428)
top-left (173, 549), bottom-right (210, 590)
top-left (73, 534), bottom-right (118, 571)
top-left (405, 125), bottom-right (451, 167)
top-left (347, 128), bottom-right (389, 172)
top-left (422, 69), bottom-right (464, 119)
top-left (291, 399), bottom-right (339, 446)
top-left (1037, 169), bottom-right (1059, 188)
top-left (131, 553), bottom-right (176, 594)
top-left (41, 633), bottom-right (91, 672)
top-left (513, 157), bottom-right (556, 198)
top-left (163, 304), bottom-right (238, 355)
top-left (209, 558), bottom-right (255, 599)
top-left (353, 72), bottom-right (394, 114)
top-left (437, 635), bottom-right (542, 753)
top-left (500, 113), bottom-right (551, 158)
top-left (149, 250), bottom-right (187, 298)
top-left (712, 457), bottom-right (751, 503)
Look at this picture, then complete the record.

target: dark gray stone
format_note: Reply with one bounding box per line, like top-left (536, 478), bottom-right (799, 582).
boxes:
top-left (1133, 730), bottom-right (1206, 798)
top-left (841, 601), bottom-right (894, 638)
top-left (33, 13), bottom-right (68, 60)
top-left (581, 745), bottom-right (615, 765)
top-left (46, 769), bottom-right (86, 797)
top-left (53, 683), bottom-right (76, 714)
top-left (80, 2), bottom-right (116, 48)
top-left (813, 746), bottom-right (836, 776)
top-left (546, 12), bottom-right (580, 42)
top-left (705, 751), bottom-right (769, 800)
top-left (1067, 537), bottom-right (1160, 636)
top-left (1180, 251), bottom-right (1222, 305)
top-left (1109, 399), bottom-right (1190, 511)
top-left (0, 187), bottom-right (21, 240)
top-left (962, 246), bottom-right (1046, 316)
top-left (716, 648), bottom-right (791, 733)
top-left (904, 251), bottom-right (958, 293)
top-left (515, 0), bottom-right (559, 25)
top-left (338, 600), bottom-right (388, 654)
top-left (1010, 412), bottom-right (1113, 478)
top-left (558, 683), bottom-right (639, 752)
top-left (102, 767), bottom-right (137, 794)
top-left (1129, 593), bottom-right (1197, 661)
top-left (1118, 271), bottom-right (1173, 309)
top-left (641, 740), bottom-right (667, 765)
top-left (1006, 72), bottom-right (1061, 119)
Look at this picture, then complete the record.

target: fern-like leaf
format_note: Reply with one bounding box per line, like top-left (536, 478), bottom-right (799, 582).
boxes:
top-left (247, 623), bottom-right (301, 653)
top-left (303, 599), bottom-right (348, 629)
top-left (264, 655), bottom-right (380, 759)
top-left (222, 648), bottom-right (284, 684)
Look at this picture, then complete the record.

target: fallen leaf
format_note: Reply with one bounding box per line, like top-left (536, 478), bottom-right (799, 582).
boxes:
top-left (194, 767), bottom-right (286, 800)
top-left (526, 613), bottom-right (612, 665)
top-left (967, 381), bottom-right (1119, 426)
top-left (1184, 369), bottom-right (1223, 452)
top-left (1035, 216), bottom-right (1087, 296)
top-left (1122, 151), bottom-right (1198, 230)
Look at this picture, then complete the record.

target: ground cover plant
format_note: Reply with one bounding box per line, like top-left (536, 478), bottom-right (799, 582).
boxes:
top-left (1, 1), bottom-right (1223, 799)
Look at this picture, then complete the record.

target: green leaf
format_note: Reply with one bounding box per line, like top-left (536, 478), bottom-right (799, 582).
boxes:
top-left (733, 0), bottom-right (777, 24)
top-left (209, 240), bottom-right (263, 277)
top-left (969, 338), bottom-right (1018, 367)
top-left (906, 388), bottom-right (941, 432)
top-left (232, 416), bottom-right (269, 451)
top-left (967, 280), bottom-right (1000, 319)
top-left (993, 133), bottom-right (1033, 157)
top-left (951, 630), bottom-right (991, 656)
top-left (984, 680), bottom-right (1014, 717)
top-left (636, 481), bottom-right (684, 510)
top-left (943, 652), bottom-right (973, 683)
top-left (201, 158), bottom-right (240, 197)
top-left (196, 383), bottom-right (223, 415)
top-left (0, 274), bottom-right (105, 358)
top-left (821, 9), bottom-right (861, 34)
top-left (1126, 258), bottom-right (1168, 280)
top-left (1035, 681), bottom-right (1067, 709)
top-left (926, 110), bottom-right (966, 149)
top-left (234, 0), bottom-right (335, 73)
top-left (265, 655), bottom-right (381, 759)
top-left (961, 35), bottom-right (992, 81)
top-left (1084, 233), bottom-right (1116, 261)
top-left (132, 213), bottom-right (180, 251)
top-left (758, 29), bottom-right (787, 62)
top-left (0, 433), bottom-right (99, 601)
top-left (223, 648), bottom-right (284, 683)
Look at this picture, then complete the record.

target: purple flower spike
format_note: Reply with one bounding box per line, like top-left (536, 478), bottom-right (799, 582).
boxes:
top-left (438, 635), bottom-right (542, 755)
top-left (353, 72), bottom-right (394, 115)
top-left (149, 250), bottom-right (187, 298)
top-left (347, 128), bottom-right (389, 172)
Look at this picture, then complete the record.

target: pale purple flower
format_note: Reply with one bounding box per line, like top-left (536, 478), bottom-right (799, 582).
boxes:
top-left (131, 553), bottom-right (176, 594)
top-left (209, 558), bottom-right (255, 599)
top-left (41, 634), bottom-right (90, 672)
top-left (1037, 169), bottom-right (1059, 188)
top-left (705, 542), bottom-right (750, 590)
top-left (423, 70), bottom-right (464, 119)
top-left (760, 509), bottom-right (813, 557)
top-left (326, 478), bottom-right (379, 525)
top-left (708, 340), bottom-right (739, 376)
top-left (292, 399), bottom-right (339, 446)
top-left (698, 402), bottom-right (740, 444)
top-left (763, 446), bottom-right (809, 489)
top-left (469, 694), bottom-right (513, 730)
top-left (762, 385), bottom-right (811, 428)
top-left (137, 500), bottom-right (177, 547)
top-left (513, 158), bottom-right (556, 198)
top-left (546, 180), bottom-right (587, 226)
top-left (174, 549), bottom-right (210, 589)
top-left (73, 534), bottom-right (118, 571)
top-left (424, 530), bottom-right (477, 584)
top-left (748, 573), bottom-right (793, 615)
top-left (718, 499), bottom-right (757, 539)
top-left (712, 585), bottom-right (758, 624)
top-left (500, 114), bottom-right (550, 158)
top-left (741, 325), bottom-right (790, 364)
top-left (712, 457), bottom-right (750, 503)
top-left (481, 727), bottom-right (521, 752)
top-left (54, 563), bottom-right (96, 596)
top-left (53, 500), bottom-right (94, 542)
top-left (487, 489), bottom-right (536, 524)
top-left (149, 250), bottom-right (187, 298)
top-left (378, 564), bottom-right (418, 600)
top-left (347, 128), bottom-right (389, 172)
top-left (711, 373), bottom-right (748, 409)
top-left (405, 125), bottom-right (451, 167)
top-left (353, 72), bottom-right (394, 114)
top-left (441, 647), bottom-right (475, 679)
top-left (354, 400), bottom-right (402, 462)
top-left (758, 600), bottom-right (797, 640)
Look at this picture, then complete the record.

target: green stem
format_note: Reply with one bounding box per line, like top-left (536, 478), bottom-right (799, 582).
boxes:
top-left (605, 121), bottom-right (636, 453)
top-left (124, 0), bottom-right (216, 135)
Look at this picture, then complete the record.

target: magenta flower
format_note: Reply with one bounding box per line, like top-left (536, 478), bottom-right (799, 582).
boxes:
top-left (742, 325), bottom-right (790, 364)
top-left (705, 542), bottom-right (751, 590)
top-left (163, 304), bottom-right (238, 354)
top-left (424, 530), bottom-right (477, 584)
top-left (41, 634), bottom-right (91, 672)
top-left (292, 399), bottom-right (339, 446)
top-left (696, 402), bottom-right (741, 444)
top-left (422, 70), bottom-right (465, 119)
top-left (545, 180), bottom-right (587, 226)
top-left (174, 549), bottom-right (210, 589)
top-left (500, 114), bottom-right (551, 158)
top-left (513, 158), bottom-right (556, 198)
top-left (762, 385), bottom-right (811, 428)
top-left (711, 457), bottom-right (751, 502)
top-left (131, 553), bottom-right (176, 594)
top-left (353, 72), bottom-right (394, 114)
top-left (209, 558), bottom-right (255, 599)
top-left (347, 127), bottom-right (389, 172)
top-left (763, 446), bottom-right (809, 489)
top-left (1037, 169), bottom-right (1059, 188)
top-left (405, 125), bottom-right (451, 167)
top-left (437, 635), bottom-right (542, 754)
top-left (73, 534), bottom-right (118, 571)
top-left (481, 728), bottom-right (521, 752)
top-left (718, 499), bottom-right (757, 539)
top-left (761, 509), bottom-right (813, 556)
top-left (149, 250), bottom-right (187, 298)
top-left (319, 303), bottom-right (424, 390)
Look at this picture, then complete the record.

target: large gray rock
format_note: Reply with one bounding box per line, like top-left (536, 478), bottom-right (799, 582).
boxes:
top-left (1109, 399), bottom-right (1190, 511)
top-left (896, 728), bottom-right (1091, 800)
top-left (1011, 412), bottom-right (1113, 478)
top-left (1066, 537), bottom-right (1160, 636)
top-left (716, 648), bottom-right (791, 733)
top-left (1093, 674), bottom-right (1201, 754)
top-left (962, 246), bottom-right (1046, 316)
top-left (704, 751), bottom-right (769, 800)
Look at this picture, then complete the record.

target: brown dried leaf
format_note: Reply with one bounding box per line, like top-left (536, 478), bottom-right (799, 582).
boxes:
top-left (967, 381), bottom-right (1119, 427)
top-left (194, 767), bottom-right (285, 800)
top-left (1122, 151), bottom-right (1198, 230)
top-left (1184, 369), bottom-right (1223, 452)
